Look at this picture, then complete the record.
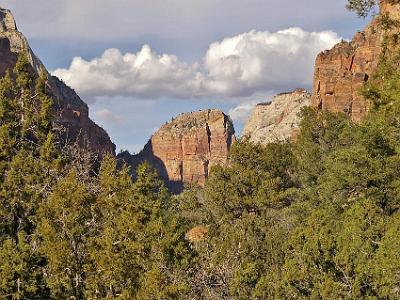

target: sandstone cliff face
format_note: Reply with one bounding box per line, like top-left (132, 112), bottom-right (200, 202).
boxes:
top-left (311, 0), bottom-right (400, 122)
top-left (119, 109), bottom-right (236, 192)
top-left (0, 7), bottom-right (115, 155)
top-left (242, 89), bottom-right (311, 145)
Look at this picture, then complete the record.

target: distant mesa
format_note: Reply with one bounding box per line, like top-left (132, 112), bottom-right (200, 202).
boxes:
top-left (242, 89), bottom-right (311, 145)
top-left (0, 7), bottom-right (115, 155)
top-left (118, 109), bottom-right (236, 193)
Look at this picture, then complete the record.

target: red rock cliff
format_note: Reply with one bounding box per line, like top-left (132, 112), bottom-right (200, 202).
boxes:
top-left (312, 0), bottom-right (400, 122)
top-left (0, 7), bottom-right (115, 155)
top-left (119, 109), bottom-right (236, 192)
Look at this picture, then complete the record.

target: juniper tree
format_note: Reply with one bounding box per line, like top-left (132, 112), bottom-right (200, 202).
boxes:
top-left (38, 169), bottom-right (93, 300)
top-left (86, 156), bottom-right (143, 298)
top-left (0, 54), bottom-right (60, 299)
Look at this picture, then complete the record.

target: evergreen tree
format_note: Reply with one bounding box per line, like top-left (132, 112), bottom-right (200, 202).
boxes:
top-left (38, 169), bottom-right (93, 299)
top-left (0, 54), bottom-right (58, 299)
top-left (87, 156), bottom-right (142, 299)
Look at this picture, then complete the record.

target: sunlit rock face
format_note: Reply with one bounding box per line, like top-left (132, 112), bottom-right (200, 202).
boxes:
top-left (243, 89), bottom-right (311, 145)
top-left (311, 0), bottom-right (400, 122)
top-left (119, 109), bottom-right (236, 193)
top-left (0, 7), bottom-right (115, 155)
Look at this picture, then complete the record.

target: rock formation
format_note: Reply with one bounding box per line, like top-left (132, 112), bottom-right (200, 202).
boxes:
top-left (0, 7), bottom-right (115, 154)
top-left (119, 109), bottom-right (235, 192)
top-left (242, 89), bottom-right (311, 145)
top-left (311, 0), bottom-right (400, 122)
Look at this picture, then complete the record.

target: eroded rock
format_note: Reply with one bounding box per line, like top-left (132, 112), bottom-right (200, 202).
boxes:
top-left (119, 109), bottom-right (236, 192)
top-left (242, 89), bottom-right (311, 145)
top-left (0, 7), bottom-right (115, 155)
top-left (311, 0), bottom-right (400, 122)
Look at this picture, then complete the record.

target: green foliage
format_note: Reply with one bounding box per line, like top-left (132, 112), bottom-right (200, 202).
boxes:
top-left (3, 20), bottom-right (400, 300)
top-left (179, 46), bottom-right (400, 298)
top-left (0, 232), bottom-right (50, 299)
top-left (86, 156), bottom-right (142, 298)
top-left (0, 56), bottom-right (194, 299)
top-left (346, 0), bottom-right (378, 18)
top-left (38, 169), bottom-right (93, 299)
top-left (205, 139), bottom-right (296, 221)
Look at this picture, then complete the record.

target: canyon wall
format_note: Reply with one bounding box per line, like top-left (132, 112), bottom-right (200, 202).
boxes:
top-left (311, 0), bottom-right (400, 122)
top-left (0, 7), bottom-right (115, 155)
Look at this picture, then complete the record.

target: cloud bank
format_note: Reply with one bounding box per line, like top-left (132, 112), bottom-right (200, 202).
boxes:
top-left (53, 28), bottom-right (342, 100)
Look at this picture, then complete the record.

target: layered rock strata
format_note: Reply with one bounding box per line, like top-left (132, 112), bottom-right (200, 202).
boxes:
top-left (242, 89), bottom-right (311, 145)
top-left (0, 7), bottom-right (115, 154)
top-left (119, 109), bottom-right (236, 192)
top-left (311, 0), bottom-right (400, 122)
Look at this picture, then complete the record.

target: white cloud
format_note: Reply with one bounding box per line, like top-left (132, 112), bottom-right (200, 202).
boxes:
top-left (203, 28), bottom-right (342, 95)
top-left (54, 46), bottom-right (202, 99)
top-left (52, 28), bottom-right (342, 100)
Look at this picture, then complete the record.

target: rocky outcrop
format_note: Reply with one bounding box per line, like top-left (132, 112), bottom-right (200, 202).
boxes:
top-left (119, 109), bottom-right (235, 192)
top-left (242, 89), bottom-right (311, 145)
top-left (311, 0), bottom-right (400, 122)
top-left (0, 7), bottom-right (115, 154)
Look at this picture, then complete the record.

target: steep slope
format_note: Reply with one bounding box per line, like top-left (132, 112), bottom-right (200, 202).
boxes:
top-left (311, 0), bottom-right (400, 122)
top-left (0, 7), bottom-right (115, 154)
top-left (242, 89), bottom-right (311, 145)
top-left (118, 109), bottom-right (236, 192)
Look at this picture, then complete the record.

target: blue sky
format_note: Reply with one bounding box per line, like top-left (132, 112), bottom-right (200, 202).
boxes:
top-left (1, 0), bottom-right (370, 153)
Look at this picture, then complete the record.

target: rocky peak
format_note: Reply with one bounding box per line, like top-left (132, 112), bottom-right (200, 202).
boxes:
top-left (158, 109), bottom-right (232, 136)
top-left (118, 109), bottom-right (236, 193)
top-left (0, 6), bottom-right (115, 155)
top-left (0, 7), bottom-right (17, 32)
top-left (242, 89), bottom-right (311, 145)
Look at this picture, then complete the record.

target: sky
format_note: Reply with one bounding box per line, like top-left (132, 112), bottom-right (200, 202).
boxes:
top-left (0, 0), bottom-right (370, 153)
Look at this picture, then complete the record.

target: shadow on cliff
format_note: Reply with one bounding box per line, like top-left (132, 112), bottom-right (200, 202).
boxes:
top-left (0, 38), bottom-right (20, 76)
top-left (117, 140), bottom-right (184, 194)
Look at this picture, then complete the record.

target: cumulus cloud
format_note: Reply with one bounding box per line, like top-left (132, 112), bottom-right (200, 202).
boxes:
top-left (53, 46), bottom-right (202, 99)
top-left (203, 28), bottom-right (341, 95)
top-left (53, 28), bottom-right (342, 100)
